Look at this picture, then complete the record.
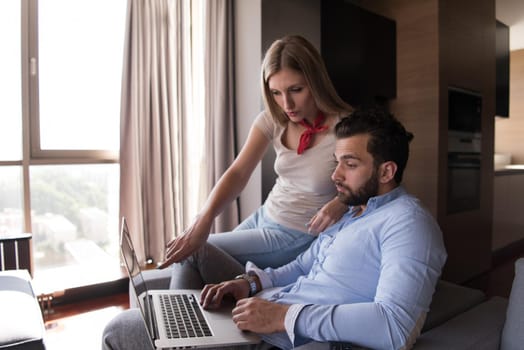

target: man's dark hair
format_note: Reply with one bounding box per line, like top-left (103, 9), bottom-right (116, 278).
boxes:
top-left (335, 107), bottom-right (414, 184)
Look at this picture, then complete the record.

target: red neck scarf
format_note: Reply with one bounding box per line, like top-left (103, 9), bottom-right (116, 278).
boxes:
top-left (297, 112), bottom-right (328, 155)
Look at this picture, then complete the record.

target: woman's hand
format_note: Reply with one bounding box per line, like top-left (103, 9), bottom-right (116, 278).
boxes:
top-left (306, 197), bottom-right (348, 235)
top-left (157, 215), bottom-right (212, 268)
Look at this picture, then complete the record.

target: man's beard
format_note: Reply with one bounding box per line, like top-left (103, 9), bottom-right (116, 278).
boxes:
top-left (336, 169), bottom-right (379, 206)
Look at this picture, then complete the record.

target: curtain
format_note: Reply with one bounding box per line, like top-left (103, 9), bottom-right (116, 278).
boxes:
top-left (120, 0), bottom-right (237, 264)
top-left (203, 0), bottom-right (239, 232)
top-left (120, 0), bottom-right (182, 264)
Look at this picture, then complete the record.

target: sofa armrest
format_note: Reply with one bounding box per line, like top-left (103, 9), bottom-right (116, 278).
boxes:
top-left (0, 270), bottom-right (46, 350)
top-left (500, 257), bottom-right (524, 350)
top-left (423, 280), bottom-right (486, 332)
top-left (413, 296), bottom-right (508, 350)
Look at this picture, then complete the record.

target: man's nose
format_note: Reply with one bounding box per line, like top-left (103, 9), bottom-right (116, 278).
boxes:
top-left (331, 164), bottom-right (342, 182)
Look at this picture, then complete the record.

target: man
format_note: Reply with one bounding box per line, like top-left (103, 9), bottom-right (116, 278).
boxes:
top-left (102, 108), bottom-right (447, 350)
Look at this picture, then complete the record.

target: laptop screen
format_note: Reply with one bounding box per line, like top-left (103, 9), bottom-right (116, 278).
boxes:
top-left (119, 217), bottom-right (156, 343)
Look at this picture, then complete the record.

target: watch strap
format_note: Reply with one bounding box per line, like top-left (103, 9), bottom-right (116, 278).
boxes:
top-left (235, 273), bottom-right (258, 296)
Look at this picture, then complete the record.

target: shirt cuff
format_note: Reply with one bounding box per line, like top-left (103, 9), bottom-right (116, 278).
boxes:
top-left (245, 261), bottom-right (273, 290)
top-left (284, 304), bottom-right (306, 345)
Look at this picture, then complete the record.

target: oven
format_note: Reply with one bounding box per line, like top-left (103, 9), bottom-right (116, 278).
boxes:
top-left (447, 151), bottom-right (481, 214)
top-left (447, 87), bottom-right (482, 214)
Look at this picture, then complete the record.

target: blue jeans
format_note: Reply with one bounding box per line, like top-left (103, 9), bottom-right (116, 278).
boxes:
top-left (169, 206), bottom-right (315, 289)
top-left (209, 206), bottom-right (315, 268)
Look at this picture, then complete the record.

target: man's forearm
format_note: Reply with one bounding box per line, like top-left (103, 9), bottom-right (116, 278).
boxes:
top-left (292, 303), bottom-right (416, 349)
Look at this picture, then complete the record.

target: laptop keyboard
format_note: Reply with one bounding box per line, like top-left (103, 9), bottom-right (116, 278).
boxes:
top-left (159, 294), bottom-right (213, 339)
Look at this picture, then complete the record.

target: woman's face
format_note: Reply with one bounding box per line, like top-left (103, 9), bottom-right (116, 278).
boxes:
top-left (268, 68), bottom-right (318, 124)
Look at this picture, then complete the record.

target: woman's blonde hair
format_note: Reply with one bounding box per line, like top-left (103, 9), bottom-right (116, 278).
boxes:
top-left (261, 35), bottom-right (352, 125)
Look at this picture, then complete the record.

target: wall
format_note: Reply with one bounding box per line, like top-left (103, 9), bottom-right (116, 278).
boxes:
top-left (260, 0), bottom-right (321, 200)
top-left (356, 0), bottom-right (441, 217)
top-left (261, 0), bottom-right (320, 51)
top-left (234, 0), bottom-right (262, 220)
top-left (493, 49), bottom-right (524, 254)
top-left (234, 0), bottom-right (322, 217)
top-left (495, 49), bottom-right (524, 163)
top-left (493, 173), bottom-right (524, 250)
top-left (438, 0), bottom-right (495, 283)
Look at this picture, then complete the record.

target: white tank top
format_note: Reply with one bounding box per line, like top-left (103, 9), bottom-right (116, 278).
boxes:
top-left (254, 111), bottom-right (338, 233)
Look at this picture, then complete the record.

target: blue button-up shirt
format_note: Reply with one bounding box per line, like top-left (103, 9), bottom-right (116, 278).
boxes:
top-left (247, 186), bottom-right (447, 350)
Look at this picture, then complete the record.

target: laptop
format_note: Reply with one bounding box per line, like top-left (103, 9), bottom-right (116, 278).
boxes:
top-left (119, 217), bottom-right (261, 349)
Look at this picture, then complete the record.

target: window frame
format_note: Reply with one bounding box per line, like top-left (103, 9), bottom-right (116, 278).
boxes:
top-left (24, 0), bottom-right (119, 164)
top-left (11, 0), bottom-right (121, 286)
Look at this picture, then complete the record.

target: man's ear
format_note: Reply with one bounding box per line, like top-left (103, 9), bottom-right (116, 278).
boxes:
top-left (379, 161), bottom-right (397, 183)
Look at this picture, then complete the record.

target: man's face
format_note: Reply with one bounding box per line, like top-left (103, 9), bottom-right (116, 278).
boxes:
top-left (331, 134), bottom-right (380, 206)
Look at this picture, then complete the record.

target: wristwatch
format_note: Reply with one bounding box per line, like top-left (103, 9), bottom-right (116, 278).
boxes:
top-left (234, 272), bottom-right (258, 296)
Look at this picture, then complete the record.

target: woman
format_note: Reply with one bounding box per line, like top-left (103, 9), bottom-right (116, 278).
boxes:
top-left (160, 35), bottom-right (352, 276)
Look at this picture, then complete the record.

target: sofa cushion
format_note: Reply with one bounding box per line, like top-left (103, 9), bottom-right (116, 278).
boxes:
top-left (500, 258), bottom-right (524, 350)
top-left (423, 280), bottom-right (486, 332)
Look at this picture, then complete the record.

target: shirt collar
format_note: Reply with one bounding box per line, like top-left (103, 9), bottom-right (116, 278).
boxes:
top-left (329, 186), bottom-right (406, 235)
top-left (350, 185), bottom-right (406, 215)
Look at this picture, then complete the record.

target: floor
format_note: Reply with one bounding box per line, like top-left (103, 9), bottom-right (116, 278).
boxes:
top-left (42, 255), bottom-right (523, 350)
top-left (43, 293), bottom-right (129, 350)
top-left (45, 306), bottom-right (124, 350)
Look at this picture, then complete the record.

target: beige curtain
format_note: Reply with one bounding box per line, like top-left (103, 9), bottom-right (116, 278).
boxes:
top-left (120, 0), bottom-right (237, 264)
top-left (120, 0), bottom-right (183, 264)
top-left (203, 0), bottom-right (239, 232)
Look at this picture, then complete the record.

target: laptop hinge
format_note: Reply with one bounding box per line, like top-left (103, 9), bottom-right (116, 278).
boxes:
top-left (145, 294), bottom-right (160, 340)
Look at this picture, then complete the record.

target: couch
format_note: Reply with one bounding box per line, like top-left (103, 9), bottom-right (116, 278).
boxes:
top-left (412, 257), bottom-right (523, 350)
top-left (0, 270), bottom-right (46, 350)
top-left (134, 258), bottom-right (523, 349)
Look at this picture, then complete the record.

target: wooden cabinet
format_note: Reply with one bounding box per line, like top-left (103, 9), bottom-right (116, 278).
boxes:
top-left (493, 172), bottom-right (524, 250)
top-left (496, 20), bottom-right (510, 118)
top-left (321, 0), bottom-right (396, 107)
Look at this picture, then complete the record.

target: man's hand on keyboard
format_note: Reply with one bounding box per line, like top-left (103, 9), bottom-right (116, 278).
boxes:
top-left (200, 279), bottom-right (250, 310)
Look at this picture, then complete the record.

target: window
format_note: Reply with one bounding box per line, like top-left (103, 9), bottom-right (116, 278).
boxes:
top-left (0, 1), bottom-right (24, 235)
top-left (0, 1), bottom-right (24, 236)
top-left (0, 1), bottom-right (22, 162)
top-left (0, 0), bottom-right (126, 294)
top-left (36, 0), bottom-right (122, 154)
